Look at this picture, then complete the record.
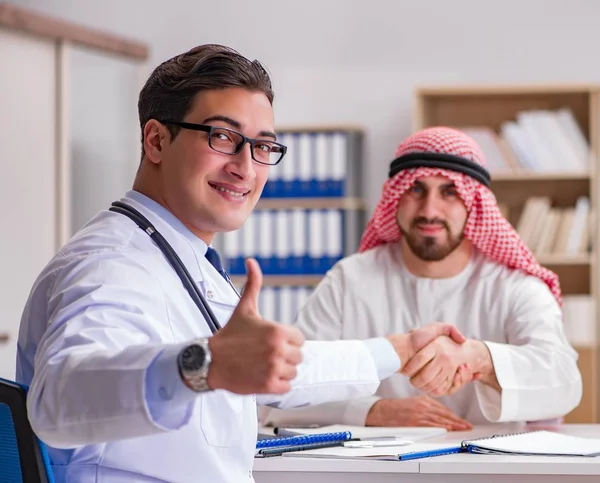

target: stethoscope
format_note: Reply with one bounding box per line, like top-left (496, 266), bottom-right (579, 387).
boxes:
top-left (109, 201), bottom-right (240, 335)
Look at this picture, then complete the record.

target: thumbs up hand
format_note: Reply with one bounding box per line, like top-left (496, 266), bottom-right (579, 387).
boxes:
top-left (207, 258), bottom-right (305, 395)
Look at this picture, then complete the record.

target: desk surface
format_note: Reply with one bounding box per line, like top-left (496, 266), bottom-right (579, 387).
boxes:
top-left (253, 423), bottom-right (600, 482)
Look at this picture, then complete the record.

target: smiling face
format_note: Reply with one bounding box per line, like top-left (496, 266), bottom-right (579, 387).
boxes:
top-left (396, 175), bottom-right (468, 261)
top-left (140, 87), bottom-right (274, 242)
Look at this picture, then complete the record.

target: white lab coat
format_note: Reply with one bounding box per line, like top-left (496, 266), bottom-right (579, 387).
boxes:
top-left (16, 191), bottom-right (395, 483)
top-left (262, 242), bottom-right (582, 428)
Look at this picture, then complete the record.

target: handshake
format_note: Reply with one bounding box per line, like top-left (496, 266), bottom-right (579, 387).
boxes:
top-left (386, 323), bottom-right (488, 398)
top-left (206, 259), bottom-right (490, 403)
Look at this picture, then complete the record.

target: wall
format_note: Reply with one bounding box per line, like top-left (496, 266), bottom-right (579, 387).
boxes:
top-left (11, 0), bottom-right (600, 213)
top-left (0, 28), bottom-right (58, 377)
top-left (70, 45), bottom-right (140, 232)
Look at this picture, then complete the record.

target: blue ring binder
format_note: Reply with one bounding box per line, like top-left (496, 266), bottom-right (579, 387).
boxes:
top-left (255, 431), bottom-right (353, 449)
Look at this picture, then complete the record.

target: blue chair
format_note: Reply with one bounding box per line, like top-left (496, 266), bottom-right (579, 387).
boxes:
top-left (0, 377), bottom-right (54, 482)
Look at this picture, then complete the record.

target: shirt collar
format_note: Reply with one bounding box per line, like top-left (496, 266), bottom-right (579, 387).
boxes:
top-left (120, 190), bottom-right (208, 284)
top-left (119, 190), bottom-right (238, 305)
top-left (393, 241), bottom-right (478, 285)
top-left (124, 190), bottom-right (209, 255)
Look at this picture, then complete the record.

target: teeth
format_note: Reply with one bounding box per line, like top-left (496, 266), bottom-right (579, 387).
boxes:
top-left (213, 185), bottom-right (245, 197)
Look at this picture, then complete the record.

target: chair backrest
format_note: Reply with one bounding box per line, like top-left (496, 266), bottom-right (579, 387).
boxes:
top-left (0, 378), bottom-right (54, 483)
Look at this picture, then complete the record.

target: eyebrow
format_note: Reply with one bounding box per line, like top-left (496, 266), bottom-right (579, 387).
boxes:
top-left (413, 181), bottom-right (456, 189)
top-left (201, 115), bottom-right (277, 140)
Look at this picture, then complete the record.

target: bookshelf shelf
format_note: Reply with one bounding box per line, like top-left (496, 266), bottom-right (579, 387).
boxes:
top-left (274, 125), bottom-right (364, 134)
top-left (492, 171), bottom-right (591, 182)
top-left (256, 197), bottom-right (366, 210)
top-left (230, 275), bottom-right (324, 287)
top-left (538, 254), bottom-right (593, 266)
top-left (415, 83), bottom-right (600, 424)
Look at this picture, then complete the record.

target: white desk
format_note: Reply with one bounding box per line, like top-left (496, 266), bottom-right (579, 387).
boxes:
top-left (253, 424), bottom-right (600, 483)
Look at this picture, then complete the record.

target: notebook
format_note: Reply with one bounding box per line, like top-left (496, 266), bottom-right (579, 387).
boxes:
top-left (255, 431), bottom-right (354, 457)
top-left (274, 424), bottom-right (447, 442)
top-left (281, 442), bottom-right (461, 461)
top-left (462, 430), bottom-right (600, 457)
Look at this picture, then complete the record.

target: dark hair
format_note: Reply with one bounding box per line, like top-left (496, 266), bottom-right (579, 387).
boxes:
top-left (138, 44), bottom-right (274, 158)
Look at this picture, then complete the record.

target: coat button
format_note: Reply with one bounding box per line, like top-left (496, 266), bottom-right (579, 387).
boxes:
top-left (206, 290), bottom-right (214, 299)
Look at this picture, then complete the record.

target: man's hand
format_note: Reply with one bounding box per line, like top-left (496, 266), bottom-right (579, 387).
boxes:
top-left (207, 258), bottom-right (305, 395)
top-left (448, 362), bottom-right (482, 395)
top-left (401, 338), bottom-right (489, 397)
top-left (365, 396), bottom-right (472, 431)
top-left (386, 322), bottom-right (467, 368)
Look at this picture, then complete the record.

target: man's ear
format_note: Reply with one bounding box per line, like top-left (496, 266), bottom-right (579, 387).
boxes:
top-left (143, 120), bottom-right (169, 165)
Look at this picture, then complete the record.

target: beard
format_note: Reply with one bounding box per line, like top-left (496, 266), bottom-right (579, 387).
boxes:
top-left (399, 217), bottom-right (464, 262)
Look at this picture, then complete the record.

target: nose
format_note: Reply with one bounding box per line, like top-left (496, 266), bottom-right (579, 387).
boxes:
top-left (226, 141), bottom-right (255, 180)
top-left (419, 191), bottom-right (442, 219)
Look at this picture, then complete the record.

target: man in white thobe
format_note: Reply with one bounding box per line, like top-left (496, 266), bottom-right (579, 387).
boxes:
top-left (262, 127), bottom-right (582, 431)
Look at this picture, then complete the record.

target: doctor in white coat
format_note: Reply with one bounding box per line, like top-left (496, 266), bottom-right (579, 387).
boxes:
top-left (16, 45), bottom-right (468, 483)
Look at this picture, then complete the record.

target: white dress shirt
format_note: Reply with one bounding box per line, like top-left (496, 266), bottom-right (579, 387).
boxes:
top-left (262, 242), bottom-right (582, 428)
top-left (16, 190), bottom-right (400, 483)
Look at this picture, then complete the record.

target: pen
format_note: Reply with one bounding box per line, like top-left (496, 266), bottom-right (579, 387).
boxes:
top-left (256, 440), bottom-right (348, 458)
top-left (344, 440), bottom-right (414, 448)
top-left (273, 425), bottom-right (319, 436)
top-left (398, 446), bottom-right (463, 461)
top-left (363, 436), bottom-right (414, 442)
top-left (273, 429), bottom-right (303, 437)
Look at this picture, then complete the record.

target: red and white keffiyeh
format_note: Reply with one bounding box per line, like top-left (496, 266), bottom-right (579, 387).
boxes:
top-left (359, 127), bottom-right (562, 306)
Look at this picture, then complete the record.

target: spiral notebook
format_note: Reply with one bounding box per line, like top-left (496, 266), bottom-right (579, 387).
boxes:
top-left (255, 431), bottom-right (354, 457)
top-left (461, 430), bottom-right (600, 457)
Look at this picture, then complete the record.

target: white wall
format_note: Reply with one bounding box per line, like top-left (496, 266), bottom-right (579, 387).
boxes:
top-left (12, 0), bottom-right (600, 213)
top-left (70, 45), bottom-right (140, 232)
top-left (0, 29), bottom-right (58, 378)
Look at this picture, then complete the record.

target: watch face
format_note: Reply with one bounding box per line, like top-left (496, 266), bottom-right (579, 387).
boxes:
top-left (180, 344), bottom-right (206, 372)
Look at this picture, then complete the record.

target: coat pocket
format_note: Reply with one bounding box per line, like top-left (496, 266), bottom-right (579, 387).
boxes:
top-left (199, 390), bottom-right (244, 448)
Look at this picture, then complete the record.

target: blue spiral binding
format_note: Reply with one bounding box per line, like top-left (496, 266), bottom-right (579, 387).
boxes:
top-left (256, 431), bottom-right (352, 449)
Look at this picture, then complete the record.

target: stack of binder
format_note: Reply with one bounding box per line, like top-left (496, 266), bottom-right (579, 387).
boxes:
top-left (218, 127), bottom-right (365, 324)
top-left (224, 208), bottom-right (349, 276)
top-left (261, 131), bottom-right (362, 198)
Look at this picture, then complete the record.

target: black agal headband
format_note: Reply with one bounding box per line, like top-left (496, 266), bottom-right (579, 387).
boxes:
top-left (388, 152), bottom-right (491, 188)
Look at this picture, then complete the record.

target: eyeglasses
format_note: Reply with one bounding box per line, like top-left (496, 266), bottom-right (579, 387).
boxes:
top-left (159, 120), bottom-right (287, 166)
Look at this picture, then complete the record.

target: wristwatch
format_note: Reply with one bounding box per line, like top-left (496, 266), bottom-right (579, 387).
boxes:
top-left (177, 338), bottom-right (212, 392)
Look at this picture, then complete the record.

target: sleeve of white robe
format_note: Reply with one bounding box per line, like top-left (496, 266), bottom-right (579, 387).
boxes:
top-left (475, 275), bottom-right (582, 422)
top-left (25, 253), bottom-right (200, 449)
top-left (259, 265), bottom-right (383, 425)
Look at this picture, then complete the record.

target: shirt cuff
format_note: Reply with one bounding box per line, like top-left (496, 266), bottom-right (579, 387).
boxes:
top-left (474, 341), bottom-right (518, 422)
top-left (144, 342), bottom-right (198, 430)
top-left (362, 337), bottom-right (401, 380)
top-left (342, 395), bottom-right (383, 426)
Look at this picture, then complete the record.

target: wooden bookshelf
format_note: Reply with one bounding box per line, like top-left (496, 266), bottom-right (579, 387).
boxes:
top-left (415, 84), bottom-right (600, 423)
